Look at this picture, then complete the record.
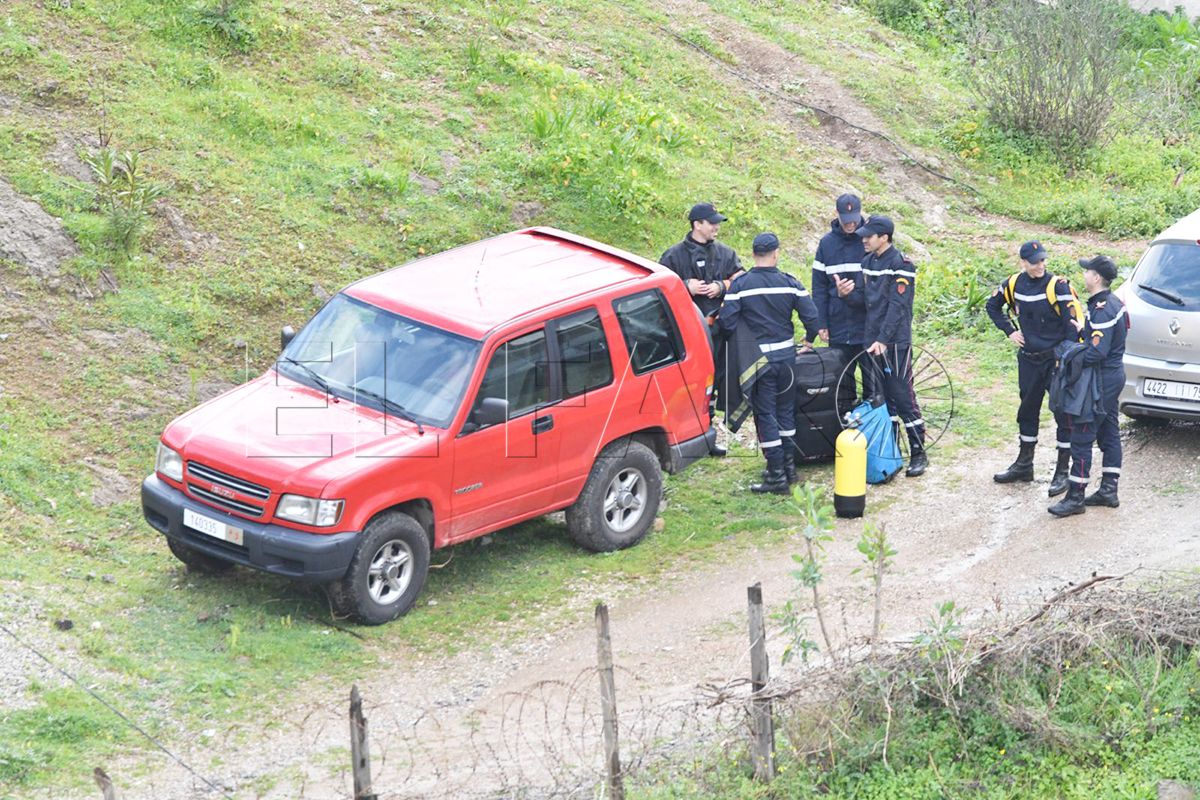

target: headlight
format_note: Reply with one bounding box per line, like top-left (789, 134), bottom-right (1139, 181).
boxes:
top-left (156, 442), bottom-right (184, 482)
top-left (276, 495), bottom-right (345, 527)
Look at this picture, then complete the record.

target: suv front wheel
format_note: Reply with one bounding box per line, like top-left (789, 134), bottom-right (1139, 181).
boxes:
top-left (327, 511), bottom-right (430, 625)
top-left (566, 439), bottom-right (663, 552)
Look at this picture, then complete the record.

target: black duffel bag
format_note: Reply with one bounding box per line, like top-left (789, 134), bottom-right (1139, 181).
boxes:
top-left (791, 347), bottom-right (856, 462)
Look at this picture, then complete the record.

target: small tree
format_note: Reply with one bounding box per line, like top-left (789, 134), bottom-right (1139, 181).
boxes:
top-left (962, 0), bottom-right (1130, 161)
top-left (81, 147), bottom-right (165, 256)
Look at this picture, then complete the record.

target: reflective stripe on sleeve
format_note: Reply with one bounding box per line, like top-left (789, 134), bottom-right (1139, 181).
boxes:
top-left (760, 339), bottom-right (795, 353)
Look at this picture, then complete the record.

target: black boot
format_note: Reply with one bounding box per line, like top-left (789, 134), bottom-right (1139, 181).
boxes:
top-left (994, 442), bottom-right (1035, 484)
top-left (1048, 482), bottom-right (1087, 517)
top-left (1047, 448), bottom-right (1071, 497)
top-left (904, 448), bottom-right (927, 478)
top-left (783, 450), bottom-right (799, 486)
top-left (1084, 474), bottom-right (1120, 507)
top-left (751, 467), bottom-right (790, 495)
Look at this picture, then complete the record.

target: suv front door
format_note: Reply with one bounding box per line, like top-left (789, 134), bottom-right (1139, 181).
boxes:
top-left (449, 328), bottom-right (561, 539)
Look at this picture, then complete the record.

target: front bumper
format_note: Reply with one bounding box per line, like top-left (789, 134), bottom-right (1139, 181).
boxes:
top-left (1119, 353), bottom-right (1200, 421)
top-left (668, 427), bottom-right (718, 474)
top-left (142, 474), bottom-right (359, 583)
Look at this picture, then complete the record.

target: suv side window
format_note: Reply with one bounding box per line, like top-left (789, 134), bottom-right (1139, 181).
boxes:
top-left (472, 330), bottom-right (548, 422)
top-left (613, 290), bottom-right (685, 375)
top-left (554, 309), bottom-right (613, 398)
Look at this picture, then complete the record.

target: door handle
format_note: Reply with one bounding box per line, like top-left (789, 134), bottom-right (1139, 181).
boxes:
top-left (532, 414), bottom-right (554, 434)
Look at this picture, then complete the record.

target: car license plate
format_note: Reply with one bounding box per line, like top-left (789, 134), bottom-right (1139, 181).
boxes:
top-left (1144, 378), bottom-right (1200, 402)
top-left (183, 508), bottom-right (244, 546)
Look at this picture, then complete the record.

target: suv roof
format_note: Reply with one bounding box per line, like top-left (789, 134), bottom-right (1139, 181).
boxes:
top-left (345, 227), bottom-right (660, 338)
top-left (1155, 207), bottom-right (1200, 243)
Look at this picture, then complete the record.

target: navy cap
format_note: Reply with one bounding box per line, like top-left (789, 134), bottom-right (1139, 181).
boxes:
top-left (1079, 255), bottom-right (1118, 282)
top-left (688, 202), bottom-right (727, 224)
top-left (855, 215), bottom-right (894, 238)
top-left (752, 232), bottom-right (780, 254)
top-left (836, 193), bottom-right (863, 226)
top-left (1019, 240), bottom-right (1047, 263)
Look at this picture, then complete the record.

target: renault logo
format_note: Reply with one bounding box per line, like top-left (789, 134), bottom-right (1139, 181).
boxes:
top-left (1170, 318), bottom-right (1181, 336)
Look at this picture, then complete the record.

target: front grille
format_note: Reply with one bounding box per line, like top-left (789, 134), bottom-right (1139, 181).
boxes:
top-left (186, 461), bottom-right (270, 518)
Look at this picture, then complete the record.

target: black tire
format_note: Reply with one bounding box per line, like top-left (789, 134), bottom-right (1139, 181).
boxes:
top-left (566, 439), bottom-right (663, 553)
top-left (326, 512), bottom-right (430, 625)
top-left (167, 537), bottom-right (235, 574)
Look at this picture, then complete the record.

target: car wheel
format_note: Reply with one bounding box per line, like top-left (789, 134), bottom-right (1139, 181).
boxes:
top-left (167, 537), bottom-right (235, 574)
top-left (566, 439), bottom-right (663, 552)
top-left (327, 512), bottom-right (430, 625)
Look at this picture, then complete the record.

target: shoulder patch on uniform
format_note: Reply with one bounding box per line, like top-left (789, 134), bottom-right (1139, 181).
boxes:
top-left (896, 277), bottom-right (910, 285)
top-left (897, 283), bottom-right (907, 294)
top-left (1096, 301), bottom-right (1106, 309)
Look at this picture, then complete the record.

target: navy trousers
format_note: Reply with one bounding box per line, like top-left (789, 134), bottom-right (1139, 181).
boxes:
top-left (871, 345), bottom-right (925, 451)
top-left (1068, 365), bottom-right (1124, 484)
top-left (1016, 349), bottom-right (1070, 452)
top-left (751, 359), bottom-right (797, 470)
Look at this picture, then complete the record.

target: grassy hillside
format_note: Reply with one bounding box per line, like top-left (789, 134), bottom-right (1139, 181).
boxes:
top-left (0, 0), bottom-right (1186, 795)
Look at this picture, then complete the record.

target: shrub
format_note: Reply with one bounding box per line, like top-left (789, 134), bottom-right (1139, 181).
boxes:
top-left (962, 0), bottom-right (1130, 162)
top-left (80, 147), bottom-right (166, 256)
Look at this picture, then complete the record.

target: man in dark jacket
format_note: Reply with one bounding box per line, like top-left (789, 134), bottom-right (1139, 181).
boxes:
top-left (660, 202), bottom-right (744, 453)
top-left (813, 193), bottom-right (869, 397)
top-left (718, 233), bottom-right (820, 494)
top-left (985, 240), bottom-right (1083, 494)
top-left (1049, 255), bottom-right (1128, 517)
top-left (859, 215), bottom-right (927, 477)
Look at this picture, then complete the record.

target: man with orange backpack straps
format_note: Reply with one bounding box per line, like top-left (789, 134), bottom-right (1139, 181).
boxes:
top-left (985, 240), bottom-right (1083, 494)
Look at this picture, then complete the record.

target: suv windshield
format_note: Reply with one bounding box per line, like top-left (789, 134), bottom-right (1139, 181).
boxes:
top-left (1132, 243), bottom-right (1200, 311)
top-left (278, 294), bottom-right (480, 427)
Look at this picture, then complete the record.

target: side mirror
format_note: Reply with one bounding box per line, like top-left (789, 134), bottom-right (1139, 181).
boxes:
top-left (470, 397), bottom-right (508, 429)
top-left (280, 325), bottom-right (296, 351)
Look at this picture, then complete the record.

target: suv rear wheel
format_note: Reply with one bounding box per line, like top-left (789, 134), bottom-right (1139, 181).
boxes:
top-left (327, 511), bottom-right (430, 625)
top-left (167, 537), bottom-right (235, 574)
top-left (566, 439), bottom-right (663, 552)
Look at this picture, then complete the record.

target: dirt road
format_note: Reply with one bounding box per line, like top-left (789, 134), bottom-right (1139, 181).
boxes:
top-left (52, 417), bottom-right (1199, 800)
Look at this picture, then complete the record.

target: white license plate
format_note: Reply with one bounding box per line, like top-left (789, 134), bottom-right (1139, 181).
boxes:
top-left (183, 508), bottom-right (244, 546)
top-left (1144, 378), bottom-right (1200, 402)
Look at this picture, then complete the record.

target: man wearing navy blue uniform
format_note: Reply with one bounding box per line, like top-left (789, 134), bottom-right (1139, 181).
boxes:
top-left (813, 193), bottom-right (869, 396)
top-left (660, 202), bottom-right (744, 456)
top-left (986, 241), bottom-right (1083, 494)
top-left (719, 233), bottom-right (820, 494)
top-left (859, 216), bottom-right (928, 477)
top-left (1049, 255), bottom-right (1127, 517)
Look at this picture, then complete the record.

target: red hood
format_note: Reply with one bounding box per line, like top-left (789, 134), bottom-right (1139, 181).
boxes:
top-left (163, 372), bottom-right (439, 495)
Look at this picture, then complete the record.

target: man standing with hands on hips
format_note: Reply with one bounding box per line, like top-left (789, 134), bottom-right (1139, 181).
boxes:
top-left (986, 241), bottom-right (1083, 493)
top-left (859, 215), bottom-right (928, 477)
top-left (812, 193), bottom-right (869, 395)
top-left (718, 233), bottom-right (820, 494)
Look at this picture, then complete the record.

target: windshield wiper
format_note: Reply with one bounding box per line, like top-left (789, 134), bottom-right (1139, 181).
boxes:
top-left (1138, 283), bottom-right (1185, 306)
top-left (279, 356), bottom-right (336, 395)
top-left (353, 386), bottom-right (425, 434)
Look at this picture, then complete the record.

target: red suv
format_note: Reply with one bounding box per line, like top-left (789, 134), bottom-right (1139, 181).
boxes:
top-left (142, 228), bottom-right (716, 623)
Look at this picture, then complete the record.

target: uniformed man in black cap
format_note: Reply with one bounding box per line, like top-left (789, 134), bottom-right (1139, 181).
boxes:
top-left (812, 193), bottom-right (870, 395)
top-left (718, 232), bottom-right (820, 493)
top-left (986, 240), bottom-right (1083, 494)
top-left (660, 202), bottom-right (744, 454)
top-left (859, 215), bottom-right (928, 477)
top-left (1049, 255), bottom-right (1127, 517)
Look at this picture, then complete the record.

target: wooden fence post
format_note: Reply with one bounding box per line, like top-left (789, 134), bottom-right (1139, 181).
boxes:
top-left (93, 767), bottom-right (118, 800)
top-left (747, 583), bottom-right (775, 781)
top-left (349, 685), bottom-right (378, 800)
top-left (595, 603), bottom-right (625, 800)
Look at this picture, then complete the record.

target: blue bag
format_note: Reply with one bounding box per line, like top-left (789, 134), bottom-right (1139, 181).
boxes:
top-left (848, 398), bottom-right (903, 484)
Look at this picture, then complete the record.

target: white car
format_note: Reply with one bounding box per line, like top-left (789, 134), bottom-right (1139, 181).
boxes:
top-left (1119, 208), bottom-right (1200, 420)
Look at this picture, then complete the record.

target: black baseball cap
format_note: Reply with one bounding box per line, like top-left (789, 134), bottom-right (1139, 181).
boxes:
top-left (1079, 255), bottom-right (1118, 282)
top-left (752, 232), bottom-right (780, 254)
top-left (856, 215), bottom-right (894, 238)
top-left (688, 203), bottom-right (727, 224)
top-left (1019, 240), bottom-right (1047, 263)
top-left (836, 193), bottom-right (863, 226)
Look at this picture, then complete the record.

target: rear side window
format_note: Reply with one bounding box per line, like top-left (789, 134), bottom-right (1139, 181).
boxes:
top-left (1133, 243), bottom-right (1200, 310)
top-left (554, 309), bottom-right (613, 398)
top-left (472, 330), bottom-right (548, 419)
top-left (613, 290), bottom-right (685, 375)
